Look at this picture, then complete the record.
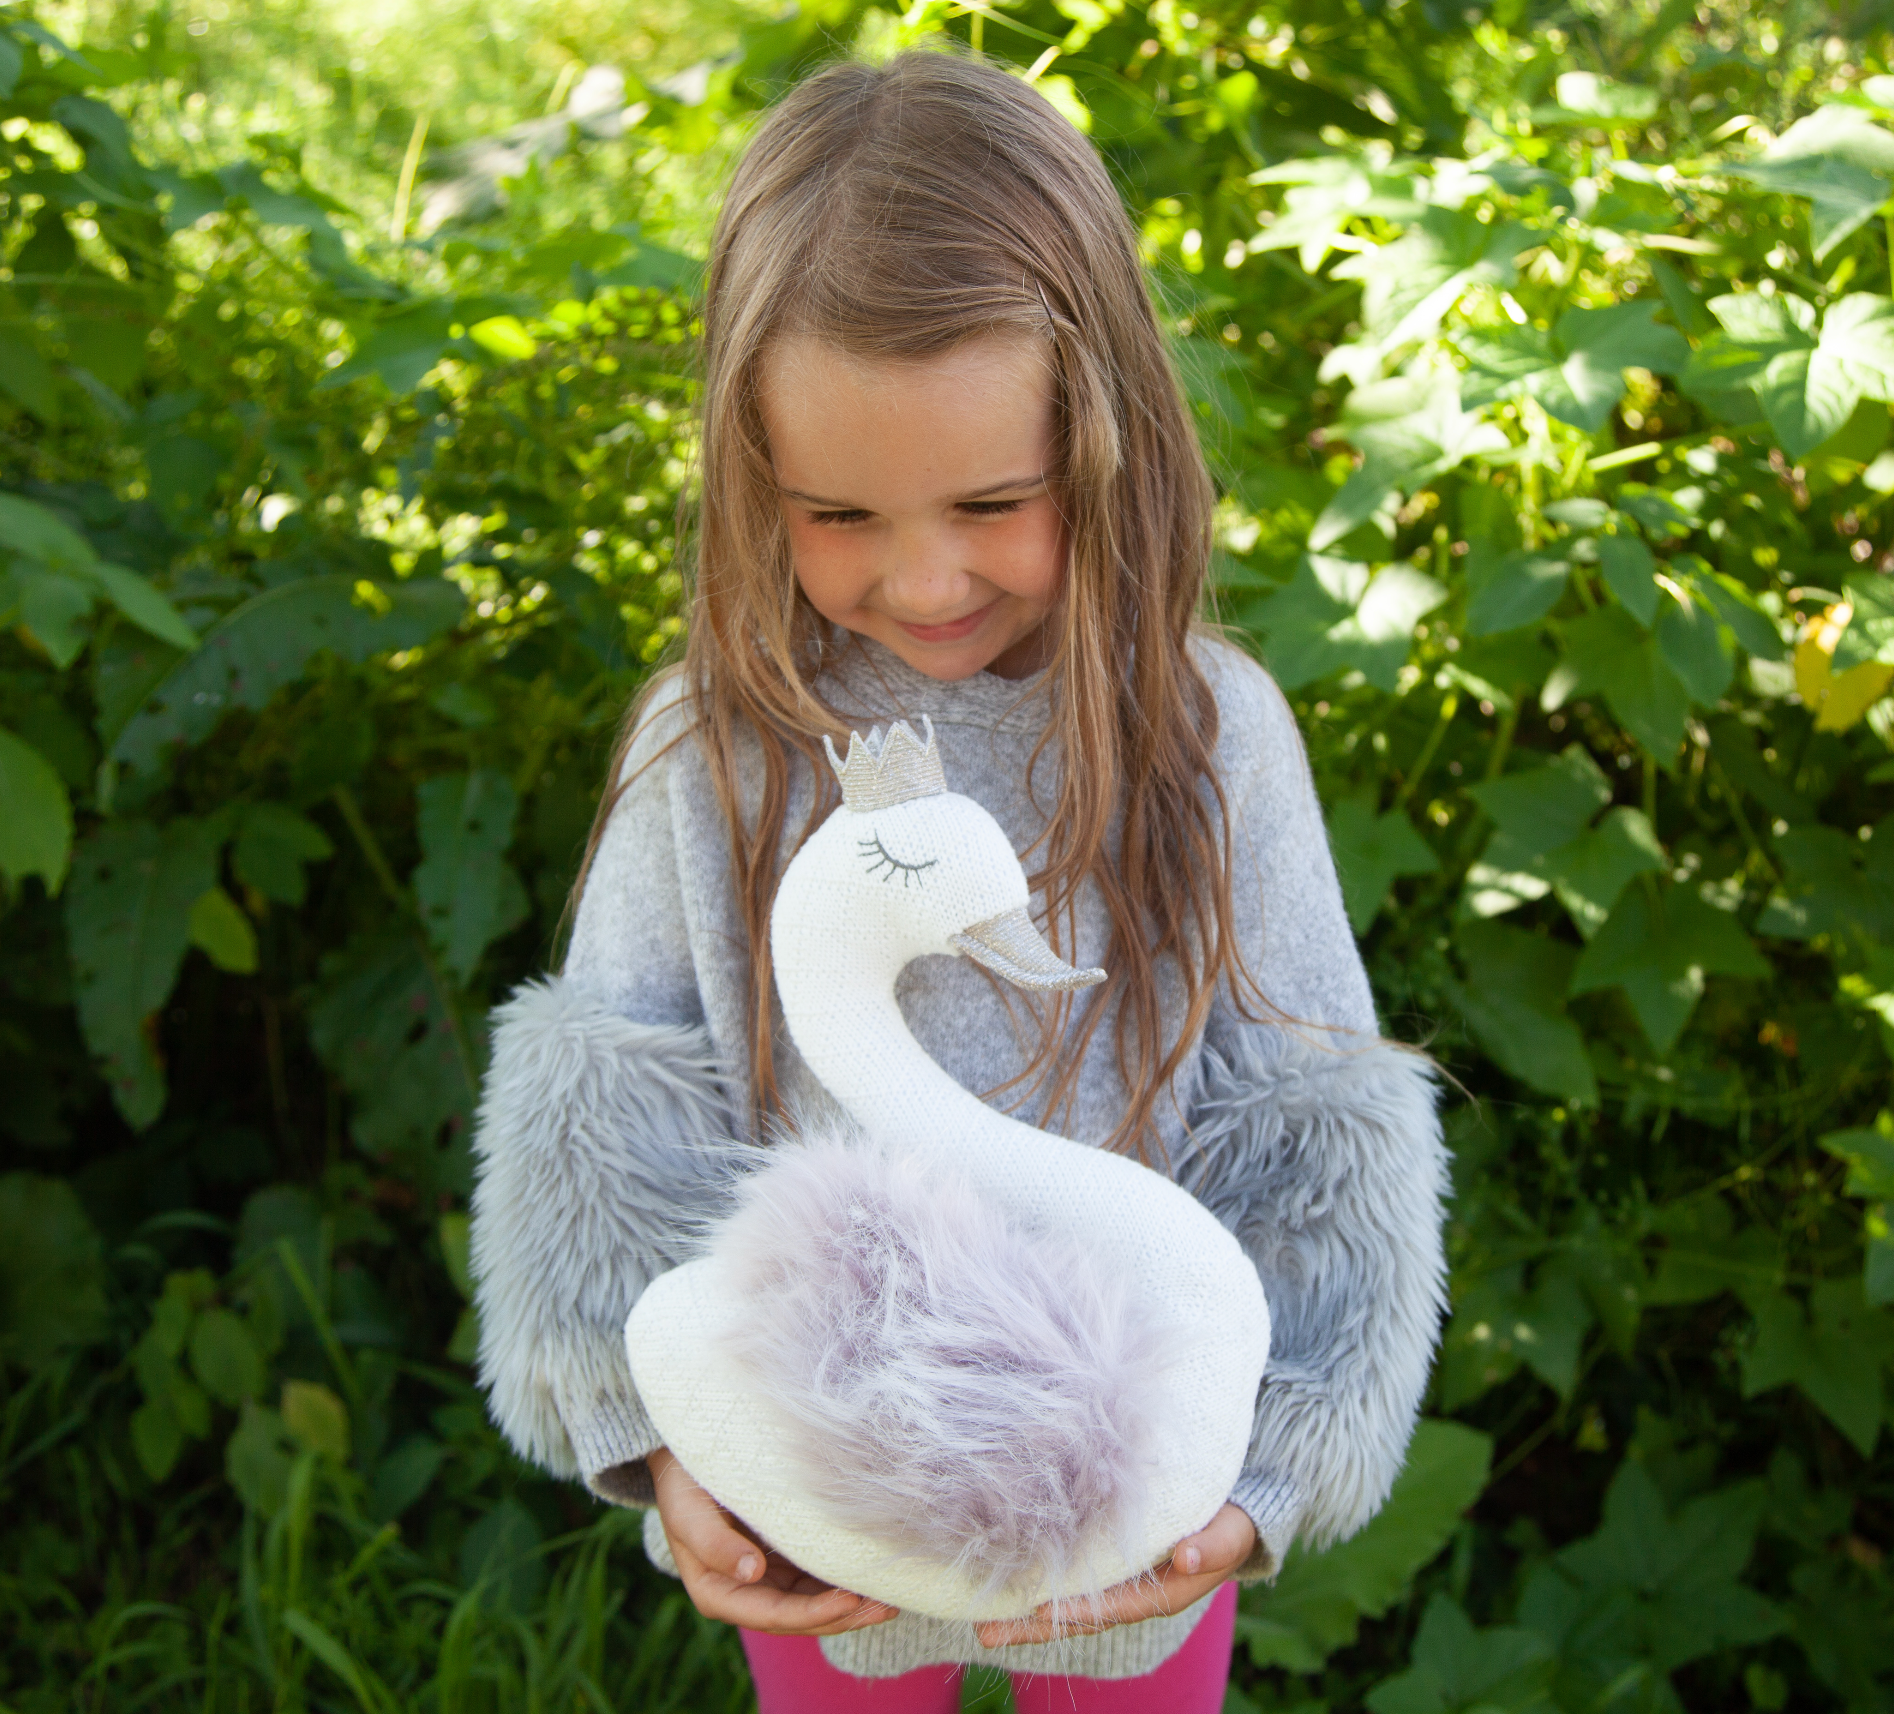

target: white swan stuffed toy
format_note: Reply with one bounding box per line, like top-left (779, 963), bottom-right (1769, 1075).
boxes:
top-left (625, 718), bottom-right (1270, 1623)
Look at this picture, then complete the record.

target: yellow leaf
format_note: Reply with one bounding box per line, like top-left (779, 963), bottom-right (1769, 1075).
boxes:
top-left (1795, 601), bottom-right (1894, 730)
top-left (281, 1379), bottom-right (350, 1461)
top-left (1818, 659), bottom-right (1894, 730)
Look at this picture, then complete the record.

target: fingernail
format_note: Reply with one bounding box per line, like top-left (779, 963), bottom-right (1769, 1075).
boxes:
top-left (1182, 1546), bottom-right (1201, 1573)
top-left (737, 1554), bottom-right (758, 1580)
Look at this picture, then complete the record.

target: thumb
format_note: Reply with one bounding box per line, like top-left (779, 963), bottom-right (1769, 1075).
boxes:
top-left (654, 1459), bottom-right (765, 1583)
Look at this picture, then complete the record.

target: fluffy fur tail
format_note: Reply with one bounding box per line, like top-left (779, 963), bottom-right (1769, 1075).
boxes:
top-left (713, 1133), bottom-right (1171, 1601)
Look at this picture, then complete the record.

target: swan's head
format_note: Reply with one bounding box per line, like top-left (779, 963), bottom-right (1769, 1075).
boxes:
top-left (772, 719), bottom-right (1105, 993)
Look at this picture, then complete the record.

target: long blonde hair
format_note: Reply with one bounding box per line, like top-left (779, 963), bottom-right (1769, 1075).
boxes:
top-left (575, 50), bottom-right (1267, 1161)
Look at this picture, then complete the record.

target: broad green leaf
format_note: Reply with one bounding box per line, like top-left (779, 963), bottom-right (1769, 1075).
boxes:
top-left (225, 1402), bottom-right (296, 1516)
top-left (1519, 1462), bottom-right (1780, 1700)
top-left (15, 568), bottom-right (94, 667)
top-left (0, 727), bottom-right (73, 893)
top-left (1548, 605), bottom-right (1691, 757)
top-left (188, 885), bottom-right (259, 974)
top-left (1833, 570), bottom-right (1894, 670)
top-left (1551, 71), bottom-right (1657, 121)
top-left (1645, 1199), bottom-right (1782, 1308)
top-left (1734, 106), bottom-right (1894, 261)
top-left (0, 327), bottom-right (58, 419)
top-left (1462, 302), bottom-right (1688, 431)
top-left (1467, 745), bottom-right (1612, 856)
top-left (88, 563), bottom-right (197, 649)
top-left (1541, 807), bottom-right (1666, 937)
top-left (1466, 547), bottom-right (1569, 635)
top-left (459, 1497), bottom-right (546, 1614)
top-left (1438, 1260), bottom-right (1593, 1405)
top-left (0, 491), bottom-right (95, 570)
top-left (1251, 556), bottom-right (1447, 691)
top-left (1449, 921), bottom-right (1597, 1105)
top-left (468, 315), bottom-right (537, 361)
top-left (65, 818), bottom-right (223, 1128)
top-left (1756, 821), bottom-right (1894, 942)
top-left (369, 1434), bottom-right (446, 1523)
top-left (1820, 1124), bottom-right (1894, 1305)
top-left (1238, 1421), bottom-right (1491, 1670)
top-left (189, 1307), bottom-right (265, 1406)
top-left (412, 769), bottom-right (525, 985)
top-left (131, 1396), bottom-right (185, 1480)
top-left (438, 1210), bottom-right (474, 1299)
top-left (1366, 1595), bottom-right (1556, 1714)
top-left (1569, 884), bottom-right (1769, 1053)
top-left (1595, 532), bottom-right (1659, 625)
top-left (1330, 208), bottom-right (1532, 350)
top-left (0, 1173), bottom-right (108, 1369)
top-left (318, 301), bottom-right (457, 394)
top-left (281, 1379), bottom-right (350, 1461)
top-left (233, 802), bottom-right (334, 906)
top-left (1700, 571), bottom-right (1785, 660)
top-left (1691, 292), bottom-right (1894, 458)
top-left (307, 934), bottom-right (475, 1193)
top-left (1327, 796), bottom-right (1438, 932)
top-left (1654, 587), bottom-right (1734, 705)
top-left (1311, 372), bottom-right (1507, 549)
top-left (1741, 1280), bottom-right (1894, 1454)
top-left (111, 576), bottom-right (464, 774)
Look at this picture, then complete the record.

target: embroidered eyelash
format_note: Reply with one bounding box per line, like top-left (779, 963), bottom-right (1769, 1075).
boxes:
top-left (859, 836), bottom-right (937, 886)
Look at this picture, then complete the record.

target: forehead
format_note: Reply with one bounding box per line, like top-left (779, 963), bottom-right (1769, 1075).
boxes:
top-left (759, 333), bottom-right (1054, 501)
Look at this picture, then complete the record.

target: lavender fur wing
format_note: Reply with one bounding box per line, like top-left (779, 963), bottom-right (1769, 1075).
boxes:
top-left (713, 1133), bottom-right (1173, 1601)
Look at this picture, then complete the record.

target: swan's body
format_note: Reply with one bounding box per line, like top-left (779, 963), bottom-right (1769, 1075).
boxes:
top-left (625, 723), bottom-right (1270, 1621)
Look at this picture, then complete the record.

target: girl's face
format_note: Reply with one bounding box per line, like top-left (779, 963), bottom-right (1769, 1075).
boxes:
top-left (760, 332), bottom-right (1066, 682)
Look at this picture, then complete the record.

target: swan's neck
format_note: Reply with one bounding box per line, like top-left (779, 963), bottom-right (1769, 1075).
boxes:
top-left (776, 952), bottom-right (1021, 1152)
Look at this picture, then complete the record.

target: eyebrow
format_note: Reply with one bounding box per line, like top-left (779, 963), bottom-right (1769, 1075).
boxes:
top-left (779, 474), bottom-right (1047, 508)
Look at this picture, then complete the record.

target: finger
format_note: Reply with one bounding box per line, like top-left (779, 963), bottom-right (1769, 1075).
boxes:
top-left (975, 1567), bottom-right (1224, 1646)
top-left (697, 1577), bottom-right (902, 1636)
top-left (1172, 1503), bottom-right (1257, 1577)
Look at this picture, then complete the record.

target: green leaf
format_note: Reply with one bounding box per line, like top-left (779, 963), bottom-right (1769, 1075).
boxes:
top-left (1437, 1260), bottom-right (1594, 1406)
top-left (1551, 71), bottom-right (1657, 121)
top-left (1540, 807), bottom-right (1666, 937)
top-left (1741, 1280), bottom-right (1894, 1454)
top-left (1251, 556), bottom-right (1447, 691)
top-left (1733, 106), bottom-right (1894, 261)
top-left (87, 563), bottom-right (197, 650)
top-left (1654, 587), bottom-right (1734, 705)
top-left (412, 769), bottom-right (525, 985)
top-left (1466, 548), bottom-right (1569, 636)
top-left (1691, 292), bottom-right (1894, 458)
top-left (280, 1610), bottom-right (395, 1713)
top-left (438, 1211), bottom-right (473, 1299)
top-left (111, 576), bottom-right (464, 774)
top-left (1327, 797), bottom-right (1438, 932)
top-left (1519, 1462), bottom-right (1780, 1700)
top-left (307, 934), bottom-right (474, 1193)
top-left (65, 818), bottom-right (223, 1128)
top-left (1449, 921), bottom-right (1598, 1105)
top-left (232, 802), bottom-right (334, 906)
top-left (1462, 302), bottom-right (1688, 431)
top-left (1700, 571), bottom-right (1786, 661)
top-left (1310, 372), bottom-right (1508, 550)
top-left (1330, 209), bottom-right (1533, 350)
top-left (0, 327), bottom-right (59, 419)
top-left (1756, 822), bottom-right (1894, 942)
top-left (0, 1173), bottom-right (108, 1369)
top-left (316, 300), bottom-right (456, 394)
top-left (1548, 605), bottom-right (1691, 757)
top-left (0, 491), bottom-right (96, 571)
top-left (281, 1378), bottom-right (350, 1461)
top-left (1569, 884), bottom-right (1769, 1054)
top-left (131, 1396), bottom-right (185, 1480)
top-left (1365, 1595), bottom-right (1556, 1714)
top-left (1595, 532), bottom-right (1659, 625)
top-left (1834, 570), bottom-right (1894, 670)
top-left (459, 1497), bottom-right (546, 1614)
top-left (189, 1307), bottom-right (266, 1406)
top-left (187, 885), bottom-right (258, 974)
top-left (368, 1434), bottom-right (446, 1523)
top-left (225, 1401), bottom-right (296, 1515)
top-left (0, 727), bottom-right (73, 893)
top-left (1820, 1124), bottom-right (1894, 1305)
top-left (1468, 745), bottom-right (1612, 856)
top-left (15, 568), bottom-right (94, 667)
top-left (1238, 1421), bottom-right (1491, 1671)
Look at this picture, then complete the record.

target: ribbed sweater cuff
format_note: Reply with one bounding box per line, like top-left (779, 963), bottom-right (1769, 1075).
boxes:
top-left (1227, 1469), bottom-right (1302, 1583)
top-left (564, 1389), bottom-right (663, 1508)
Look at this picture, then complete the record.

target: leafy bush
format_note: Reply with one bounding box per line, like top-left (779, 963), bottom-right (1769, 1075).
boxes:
top-left (2, 1), bottom-right (1891, 1710)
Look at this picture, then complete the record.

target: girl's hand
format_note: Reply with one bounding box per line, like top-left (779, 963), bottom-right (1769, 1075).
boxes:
top-left (647, 1447), bottom-right (901, 1636)
top-left (973, 1503), bottom-right (1256, 1648)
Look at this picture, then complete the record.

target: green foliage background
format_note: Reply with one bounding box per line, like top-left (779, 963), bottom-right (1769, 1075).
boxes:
top-left (2, 0), bottom-right (1892, 1708)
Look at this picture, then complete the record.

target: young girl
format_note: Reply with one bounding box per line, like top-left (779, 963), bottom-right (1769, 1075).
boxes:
top-left (469, 50), bottom-right (1446, 1713)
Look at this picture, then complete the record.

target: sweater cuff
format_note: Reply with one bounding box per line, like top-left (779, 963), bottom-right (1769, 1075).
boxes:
top-left (563, 1387), bottom-right (664, 1508)
top-left (1227, 1469), bottom-right (1302, 1583)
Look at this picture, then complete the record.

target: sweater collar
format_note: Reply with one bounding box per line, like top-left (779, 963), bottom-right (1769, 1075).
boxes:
top-left (817, 634), bottom-right (1054, 736)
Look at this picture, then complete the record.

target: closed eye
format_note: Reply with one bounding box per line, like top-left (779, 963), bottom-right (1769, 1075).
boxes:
top-left (859, 835), bottom-right (938, 886)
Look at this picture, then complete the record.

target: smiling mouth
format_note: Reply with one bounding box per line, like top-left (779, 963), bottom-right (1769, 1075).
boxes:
top-left (893, 600), bottom-right (999, 644)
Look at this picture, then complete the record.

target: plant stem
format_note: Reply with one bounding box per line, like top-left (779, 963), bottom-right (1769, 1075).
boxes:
top-left (1394, 692), bottom-right (1459, 809)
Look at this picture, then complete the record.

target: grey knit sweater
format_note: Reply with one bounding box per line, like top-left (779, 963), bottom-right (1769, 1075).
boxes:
top-left (468, 632), bottom-right (1448, 1680)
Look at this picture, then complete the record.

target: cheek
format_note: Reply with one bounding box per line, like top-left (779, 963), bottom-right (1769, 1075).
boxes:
top-left (784, 517), bottom-right (869, 616)
top-left (991, 505), bottom-right (1067, 604)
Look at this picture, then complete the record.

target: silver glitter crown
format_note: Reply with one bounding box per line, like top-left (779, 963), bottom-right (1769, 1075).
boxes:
top-left (823, 716), bottom-right (946, 813)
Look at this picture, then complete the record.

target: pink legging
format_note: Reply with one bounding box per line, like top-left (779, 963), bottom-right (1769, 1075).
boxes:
top-left (741, 1581), bottom-right (1237, 1713)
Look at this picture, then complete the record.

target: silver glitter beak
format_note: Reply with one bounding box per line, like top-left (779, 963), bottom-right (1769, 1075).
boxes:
top-left (949, 906), bottom-right (1107, 993)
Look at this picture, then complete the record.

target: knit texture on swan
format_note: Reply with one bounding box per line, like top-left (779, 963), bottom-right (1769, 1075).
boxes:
top-left (712, 1130), bottom-right (1174, 1603)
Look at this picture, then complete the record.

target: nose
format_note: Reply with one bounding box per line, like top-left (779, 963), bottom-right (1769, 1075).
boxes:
top-left (881, 525), bottom-right (973, 620)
